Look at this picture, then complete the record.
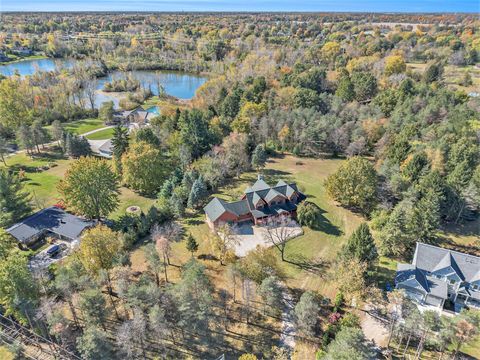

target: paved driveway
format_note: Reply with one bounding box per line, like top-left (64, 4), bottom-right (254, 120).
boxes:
top-left (232, 221), bottom-right (303, 257)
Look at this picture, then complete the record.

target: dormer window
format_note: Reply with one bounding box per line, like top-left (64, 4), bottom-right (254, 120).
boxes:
top-left (473, 284), bottom-right (479, 291)
top-left (449, 279), bottom-right (456, 285)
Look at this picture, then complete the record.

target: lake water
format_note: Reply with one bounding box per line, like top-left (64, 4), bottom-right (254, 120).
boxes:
top-left (0, 58), bottom-right (207, 107)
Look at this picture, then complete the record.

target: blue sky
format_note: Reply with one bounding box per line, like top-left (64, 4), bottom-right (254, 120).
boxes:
top-left (1, 0), bottom-right (478, 13)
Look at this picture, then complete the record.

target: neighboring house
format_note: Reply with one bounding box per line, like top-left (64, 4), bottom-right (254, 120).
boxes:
top-left (395, 243), bottom-right (480, 311)
top-left (88, 138), bottom-right (113, 158)
top-left (6, 207), bottom-right (95, 247)
top-left (204, 175), bottom-right (305, 229)
top-left (111, 106), bottom-right (158, 125)
top-left (12, 47), bottom-right (33, 56)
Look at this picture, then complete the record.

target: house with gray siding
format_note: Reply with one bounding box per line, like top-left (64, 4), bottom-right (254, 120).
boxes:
top-left (395, 243), bottom-right (480, 311)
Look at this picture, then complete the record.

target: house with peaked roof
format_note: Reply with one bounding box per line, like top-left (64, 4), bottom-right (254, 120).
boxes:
top-left (204, 175), bottom-right (305, 229)
top-left (6, 207), bottom-right (95, 247)
top-left (395, 243), bottom-right (480, 311)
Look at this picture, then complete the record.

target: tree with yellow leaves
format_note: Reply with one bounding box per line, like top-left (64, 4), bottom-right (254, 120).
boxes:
top-left (384, 55), bottom-right (406, 77)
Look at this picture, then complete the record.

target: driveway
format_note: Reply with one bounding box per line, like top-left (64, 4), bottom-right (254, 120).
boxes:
top-left (232, 221), bottom-right (303, 257)
top-left (29, 240), bottom-right (76, 272)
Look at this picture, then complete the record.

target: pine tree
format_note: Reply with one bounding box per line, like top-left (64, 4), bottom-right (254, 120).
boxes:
top-left (341, 223), bottom-right (378, 267)
top-left (77, 325), bottom-right (115, 360)
top-left (16, 125), bottom-right (34, 155)
top-left (187, 177), bottom-right (208, 209)
top-left (185, 233), bottom-right (199, 257)
top-left (294, 291), bottom-right (320, 337)
top-left (0, 169), bottom-right (32, 228)
top-left (251, 144), bottom-right (267, 170)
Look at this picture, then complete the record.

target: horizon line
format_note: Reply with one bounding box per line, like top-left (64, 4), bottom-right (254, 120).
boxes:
top-left (1, 10), bottom-right (478, 14)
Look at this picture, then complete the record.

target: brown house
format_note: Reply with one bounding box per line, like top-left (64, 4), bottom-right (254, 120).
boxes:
top-left (204, 175), bottom-right (305, 229)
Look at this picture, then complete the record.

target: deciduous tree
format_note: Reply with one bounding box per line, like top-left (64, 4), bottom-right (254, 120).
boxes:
top-left (58, 157), bottom-right (119, 219)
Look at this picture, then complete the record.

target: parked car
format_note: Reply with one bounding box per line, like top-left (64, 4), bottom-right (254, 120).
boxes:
top-left (46, 244), bottom-right (61, 257)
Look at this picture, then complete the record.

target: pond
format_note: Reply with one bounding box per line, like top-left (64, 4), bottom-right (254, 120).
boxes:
top-left (0, 58), bottom-right (207, 107)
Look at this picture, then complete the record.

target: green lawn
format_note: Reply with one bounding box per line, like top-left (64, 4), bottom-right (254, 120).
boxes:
top-left (85, 127), bottom-right (114, 140)
top-left (2, 149), bottom-right (154, 218)
top-left (2, 151), bottom-right (72, 209)
top-left (44, 118), bottom-right (105, 136)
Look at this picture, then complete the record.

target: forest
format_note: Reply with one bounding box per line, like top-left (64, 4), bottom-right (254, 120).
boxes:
top-left (0, 11), bottom-right (479, 360)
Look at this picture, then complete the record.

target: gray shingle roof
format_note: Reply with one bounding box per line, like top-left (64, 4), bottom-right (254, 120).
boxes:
top-left (264, 188), bottom-right (286, 203)
top-left (413, 243), bottom-right (479, 283)
top-left (6, 207), bottom-right (94, 244)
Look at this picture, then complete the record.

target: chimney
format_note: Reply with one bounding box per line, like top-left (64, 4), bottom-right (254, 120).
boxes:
top-left (258, 174), bottom-right (263, 180)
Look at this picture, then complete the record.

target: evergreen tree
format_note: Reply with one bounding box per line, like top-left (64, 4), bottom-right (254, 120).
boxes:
top-left (134, 127), bottom-right (160, 146)
top-left (78, 288), bottom-right (109, 330)
top-left (258, 275), bottom-right (283, 315)
top-left (335, 75), bottom-right (355, 102)
top-left (16, 125), bottom-right (34, 154)
top-left (341, 223), bottom-right (378, 267)
top-left (0, 168), bottom-right (32, 228)
top-left (185, 233), bottom-right (199, 257)
top-left (31, 119), bottom-right (49, 153)
top-left (158, 179), bottom-right (175, 199)
top-left (187, 177), bottom-right (208, 209)
top-left (322, 327), bottom-right (375, 360)
top-left (77, 325), bottom-right (115, 360)
top-left (0, 135), bottom-right (7, 166)
top-left (294, 291), bottom-right (320, 337)
top-left (251, 144), bottom-right (267, 170)
top-left (50, 120), bottom-right (64, 146)
top-left (111, 125), bottom-right (129, 175)
top-left (65, 132), bottom-right (91, 158)
top-left (111, 125), bottom-right (129, 159)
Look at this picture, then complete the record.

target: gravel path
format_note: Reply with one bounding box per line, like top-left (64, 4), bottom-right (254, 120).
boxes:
top-left (279, 285), bottom-right (296, 351)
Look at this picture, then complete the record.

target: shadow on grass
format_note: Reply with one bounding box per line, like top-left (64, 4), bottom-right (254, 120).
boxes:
top-left (371, 260), bottom-right (397, 289)
top-left (284, 254), bottom-right (330, 275)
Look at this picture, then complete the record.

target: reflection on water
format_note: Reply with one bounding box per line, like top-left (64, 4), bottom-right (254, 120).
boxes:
top-left (0, 58), bottom-right (207, 107)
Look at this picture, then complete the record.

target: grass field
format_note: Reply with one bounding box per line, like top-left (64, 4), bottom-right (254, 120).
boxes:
top-left (85, 127), bottom-right (115, 140)
top-left (44, 118), bottom-right (105, 136)
top-left (2, 149), bottom-right (153, 218)
top-left (407, 62), bottom-right (480, 93)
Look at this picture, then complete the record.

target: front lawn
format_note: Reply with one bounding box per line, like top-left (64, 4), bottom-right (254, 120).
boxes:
top-left (85, 127), bottom-right (114, 140)
top-left (44, 118), bottom-right (105, 136)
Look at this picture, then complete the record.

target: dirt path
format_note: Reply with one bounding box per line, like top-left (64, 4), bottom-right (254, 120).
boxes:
top-left (360, 305), bottom-right (389, 347)
top-left (279, 285), bottom-right (296, 351)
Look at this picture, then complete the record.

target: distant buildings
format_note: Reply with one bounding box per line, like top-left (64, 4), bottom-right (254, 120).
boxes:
top-left (111, 106), bottom-right (159, 126)
top-left (395, 242), bottom-right (480, 312)
top-left (6, 207), bottom-right (94, 247)
top-left (204, 175), bottom-right (305, 229)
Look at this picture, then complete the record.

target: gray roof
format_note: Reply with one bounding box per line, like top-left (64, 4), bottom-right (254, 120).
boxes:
top-left (264, 188), bottom-right (286, 203)
top-left (204, 177), bottom-right (305, 223)
top-left (6, 207), bottom-right (94, 244)
top-left (425, 276), bottom-right (448, 299)
top-left (204, 198), bottom-right (250, 222)
top-left (413, 243), bottom-right (480, 283)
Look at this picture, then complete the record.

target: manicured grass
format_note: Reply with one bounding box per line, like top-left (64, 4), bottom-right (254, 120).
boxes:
top-left (2, 151), bottom-right (72, 209)
top-left (85, 127), bottom-right (114, 140)
top-left (111, 187), bottom-right (156, 219)
top-left (2, 150), bottom-right (155, 218)
top-left (45, 118), bottom-right (105, 136)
